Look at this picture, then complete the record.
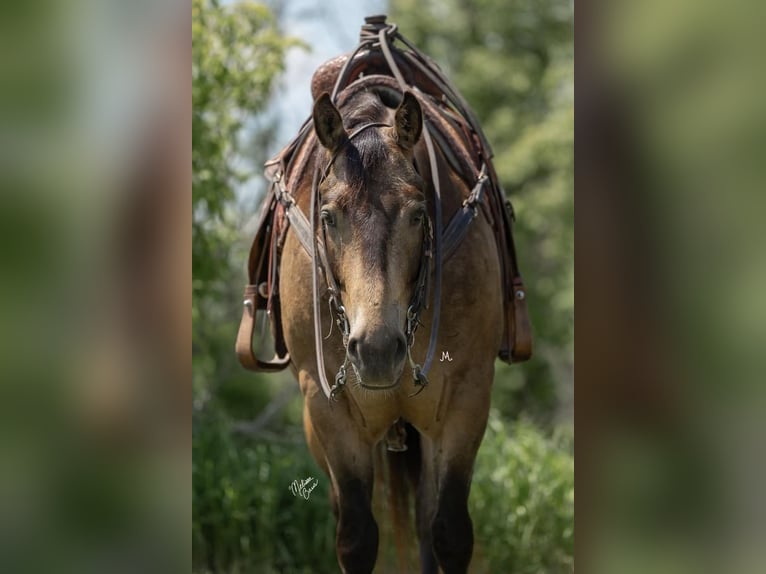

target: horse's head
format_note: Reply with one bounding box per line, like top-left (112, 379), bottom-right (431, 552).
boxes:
top-left (312, 90), bottom-right (426, 389)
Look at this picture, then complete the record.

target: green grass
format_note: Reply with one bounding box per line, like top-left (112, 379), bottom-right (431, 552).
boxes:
top-left (471, 411), bottom-right (574, 573)
top-left (193, 406), bottom-right (573, 573)
top-left (192, 406), bottom-right (337, 573)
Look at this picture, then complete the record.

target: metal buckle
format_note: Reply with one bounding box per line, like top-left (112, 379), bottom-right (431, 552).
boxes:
top-left (330, 363), bottom-right (347, 401)
top-left (408, 365), bottom-right (428, 397)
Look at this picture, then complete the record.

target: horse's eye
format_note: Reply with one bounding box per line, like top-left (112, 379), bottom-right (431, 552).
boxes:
top-left (320, 209), bottom-right (336, 228)
top-left (410, 209), bottom-right (425, 225)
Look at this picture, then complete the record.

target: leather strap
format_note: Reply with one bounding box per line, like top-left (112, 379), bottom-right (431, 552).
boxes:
top-left (309, 164), bottom-right (335, 399)
top-left (278, 182), bottom-right (314, 255)
top-left (236, 284), bottom-right (291, 371)
top-left (442, 167), bottom-right (487, 260)
top-left (418, 124), bottom-right (443, 378)
top-left (510, 277), bottom-right (533, 360)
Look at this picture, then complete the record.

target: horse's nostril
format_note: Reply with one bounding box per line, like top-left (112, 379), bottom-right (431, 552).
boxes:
top-left (347, 337), bottom-right (360, 360)
top-left (347, 331), bottom-right (406, 380)
top-left (395, 336), bottom-right (406, 363)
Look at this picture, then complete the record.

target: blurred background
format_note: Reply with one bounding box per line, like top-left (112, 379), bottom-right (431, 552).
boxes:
top-left (577, 1), bottom-right (766, 573)
top-left (1, 1), bottom-right (190, 573)
top-left (4, 0), bottom-right (762, 572)
top-left (192, 0), bottom-right (573, 572)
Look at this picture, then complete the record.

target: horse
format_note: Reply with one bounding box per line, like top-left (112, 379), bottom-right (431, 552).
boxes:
top-left (237, 17), bottom-right (532, 574)
top-left (279, 83), bottom-right (503, 573)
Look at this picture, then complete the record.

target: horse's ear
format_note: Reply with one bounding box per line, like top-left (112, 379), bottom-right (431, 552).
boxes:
top-left (313, 93), bottom-right (346, 152)
top-left (394, 91), bottom-right (423, 150)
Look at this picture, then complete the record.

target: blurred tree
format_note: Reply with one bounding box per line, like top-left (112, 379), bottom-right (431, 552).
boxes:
top-left (192, 0), bottom-right (298, 400)
top-left (391, 0), bottom-right (574, 422)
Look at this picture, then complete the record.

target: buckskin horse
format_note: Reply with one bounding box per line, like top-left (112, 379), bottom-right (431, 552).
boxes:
top-left (236, 16), bottom-right (532, 574)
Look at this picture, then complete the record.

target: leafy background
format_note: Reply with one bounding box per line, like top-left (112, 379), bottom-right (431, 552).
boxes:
top-left (192, 0), bottom-right (573, 572)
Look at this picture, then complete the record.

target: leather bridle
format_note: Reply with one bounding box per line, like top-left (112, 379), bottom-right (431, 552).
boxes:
top-left (273, 120), bottom-right (436, 400)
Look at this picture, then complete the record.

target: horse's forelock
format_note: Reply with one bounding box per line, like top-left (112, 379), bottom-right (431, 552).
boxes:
top-left (336, 130), bottom-right (389, 201)
top-left (320, 90), bottom-right (410, 212)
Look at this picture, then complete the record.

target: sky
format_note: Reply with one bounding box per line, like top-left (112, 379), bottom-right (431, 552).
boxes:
top-left (272, 0), bottom-right (388, 143)
top-left (236, 0), bottom-right (388, 208)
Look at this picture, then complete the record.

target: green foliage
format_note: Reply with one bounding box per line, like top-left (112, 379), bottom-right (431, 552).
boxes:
top-left (192, 407), bottom-right (574, 573)
top-left (192, 0), bottom-right (299, 397)
top-left (193, 407), bottom-right (337, 573)
top-left (471, 411), bottom-right (574, 573)
top-left (193, 0), bottom-right (289, 297)
top-left (391, 0), bottom-right (574, 420)
top-left (192, 4), bottom-right (318, 568)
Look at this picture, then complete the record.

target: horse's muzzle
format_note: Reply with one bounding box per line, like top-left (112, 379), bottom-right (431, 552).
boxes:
top-left (346, 328), bottom-right (407, 388)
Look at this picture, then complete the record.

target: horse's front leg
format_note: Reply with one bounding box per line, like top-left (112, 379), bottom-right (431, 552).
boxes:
top-left (428, 377), bottom-right (491, 574)
top-left (415, 437), bottom-right (438, 574)
top-left (301, 373), bottom-right (378, 574)
top-left (333, 469), bottom-right (378, 574)
top-left (431, 464), bottom-right (475, 574)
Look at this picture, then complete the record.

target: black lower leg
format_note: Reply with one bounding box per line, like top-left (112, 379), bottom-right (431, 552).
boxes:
top-left (417, 494), bottom-right (437, 574)
top-left (335, 477), bottom-right (378, 574)
top-left (431, 473), bottom-right (473, 574)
